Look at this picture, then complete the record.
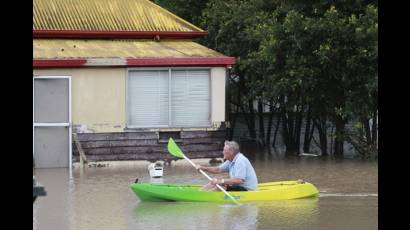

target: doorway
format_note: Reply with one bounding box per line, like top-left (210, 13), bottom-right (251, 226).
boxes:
top-left (33, 76), bottom-right (71, 168)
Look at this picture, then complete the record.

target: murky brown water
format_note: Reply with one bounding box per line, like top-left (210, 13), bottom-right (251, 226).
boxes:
top-left (33, 154), bottom-right (378, 230)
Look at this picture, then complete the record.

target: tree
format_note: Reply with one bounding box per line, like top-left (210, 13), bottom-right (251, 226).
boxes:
top-left (253, 2), bottom-right (377, 156)
top-left (156, 0), bottom-right (378, 157)
top-left (200, 0), bottom-right (275, 141)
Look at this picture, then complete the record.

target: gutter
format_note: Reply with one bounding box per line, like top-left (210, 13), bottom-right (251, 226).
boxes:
top-left (33, 57), bottom-right (235, 68)
top-left (33, 30), bottom-right (208, 39)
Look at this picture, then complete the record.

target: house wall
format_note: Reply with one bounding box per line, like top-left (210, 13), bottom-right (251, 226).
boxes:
top-left (34, 68), bottom-right (126, 132)
top-left (211, 67), bottom-right (226, 124)
top-left (72, 130), bottom-right (225, 162)
top-left (33, 66), bottom-right (226, 132)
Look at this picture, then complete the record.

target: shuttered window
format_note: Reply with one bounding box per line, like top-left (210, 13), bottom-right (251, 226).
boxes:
top-left (127, 70), bottom-right (169, 127)
top-left (127, 69), bottom-right (210, 128)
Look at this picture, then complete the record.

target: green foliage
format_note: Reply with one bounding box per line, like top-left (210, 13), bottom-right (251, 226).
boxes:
top-left (200, 0), bottom-right (277, 108)
top-left (252, 2), bottom-right (377, 155)
top-left (155, 0), bottom-right (377, 157)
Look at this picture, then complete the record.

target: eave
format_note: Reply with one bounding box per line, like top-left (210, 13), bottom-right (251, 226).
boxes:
top-left (33, 30), bottom-right (208, 39)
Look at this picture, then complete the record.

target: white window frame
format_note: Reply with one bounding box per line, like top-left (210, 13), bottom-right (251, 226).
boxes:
top-left (126, 67), bottom-right (212, 129)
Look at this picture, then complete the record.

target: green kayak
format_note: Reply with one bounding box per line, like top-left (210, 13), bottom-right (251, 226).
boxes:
top-left (130, 180), bottom-right (319, 202)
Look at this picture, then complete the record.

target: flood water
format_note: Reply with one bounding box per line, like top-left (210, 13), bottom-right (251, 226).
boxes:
top-left (33, 152), bottom-right (378, 230)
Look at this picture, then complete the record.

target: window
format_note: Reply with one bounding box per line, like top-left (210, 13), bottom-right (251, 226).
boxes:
top-left (127, 69), bottom-right (210, 128)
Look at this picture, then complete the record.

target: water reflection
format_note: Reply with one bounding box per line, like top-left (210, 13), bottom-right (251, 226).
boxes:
top-left (256, 198), bottom-right (319, 229)
top-left (33, 168), bottom-right (74, 230)
top-left (134, 202), bottom-right (257, 230)
top-left (133, 198), bottom-right (318, 230)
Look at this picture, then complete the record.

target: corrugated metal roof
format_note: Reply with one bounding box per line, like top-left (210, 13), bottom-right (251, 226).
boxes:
top-left (33, 39), bottom-right (225, 59)
top-left (33, 0), bottom-right (204, 33)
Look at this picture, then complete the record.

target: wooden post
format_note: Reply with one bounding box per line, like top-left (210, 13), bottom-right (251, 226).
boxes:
top-left (73, 133), bottom-right (87, 167)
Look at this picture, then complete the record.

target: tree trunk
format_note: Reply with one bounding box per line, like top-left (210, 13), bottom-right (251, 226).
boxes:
top-left (315, 118), bottom-right (328, 156)
top-left (329, 124), bottom-right (334, 155)
top-left (228, 109), bottom-right (238, 140)
top-left (333, 117), bottom-right (346, 156)
top-left (295, 110), bottom-right (303, 153)
top-left (236, 73), bottom-right (255, 140)
top-left (303, 108), bottom-right (312, 153)
top-left (248, 100), bottom-right (256, 138)
top-left (257, 100), bottom-right (265, 147)
top-left (371, 110), bottom-right (378, 145)
top-left (282, 110), bottom-right (299, 155)
top-left (266, 100), bottom-right (275, 147)
top-left (308, 121), bottom-right (315, 149)
top-left (239, 104), bottom-right (254, 139)
top-left (272, 114), bottom-right (281, 148)
top-left (363, 117), bottom-right (371, 145)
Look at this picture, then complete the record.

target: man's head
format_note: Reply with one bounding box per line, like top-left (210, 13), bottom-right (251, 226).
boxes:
top-left (223, 140), bottom-right (240, 161)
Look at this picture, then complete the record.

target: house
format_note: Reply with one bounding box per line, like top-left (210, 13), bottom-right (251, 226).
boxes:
top-left (33, 0), bottom-right (235, 168)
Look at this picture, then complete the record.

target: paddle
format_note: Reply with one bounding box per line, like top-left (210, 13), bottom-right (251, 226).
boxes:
top-left (167, 138), bottom-right (241, 205)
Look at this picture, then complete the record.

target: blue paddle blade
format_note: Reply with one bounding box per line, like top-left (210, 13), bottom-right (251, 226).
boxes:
top-left (167, 138), bottom-right (185, 158)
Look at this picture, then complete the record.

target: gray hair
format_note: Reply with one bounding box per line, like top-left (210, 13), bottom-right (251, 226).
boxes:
top-left (224, 140), bottom-right (240, 154)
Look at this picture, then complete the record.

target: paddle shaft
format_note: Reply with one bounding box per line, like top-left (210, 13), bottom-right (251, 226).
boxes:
top-left (181, 155), bottom-right (241, 205)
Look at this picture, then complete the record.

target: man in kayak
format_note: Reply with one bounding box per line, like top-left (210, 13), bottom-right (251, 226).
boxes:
top-left (195, 140), bottom-right (258, 191)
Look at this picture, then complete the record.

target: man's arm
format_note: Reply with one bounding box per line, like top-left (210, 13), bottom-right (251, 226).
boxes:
top-left (195, 165), bottom-right (223, 174)
top-left (222, 177), bottom-right (244, 185)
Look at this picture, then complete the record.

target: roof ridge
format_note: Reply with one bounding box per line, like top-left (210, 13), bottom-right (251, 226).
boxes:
top-left (33, 0), bottom-right (207, 38)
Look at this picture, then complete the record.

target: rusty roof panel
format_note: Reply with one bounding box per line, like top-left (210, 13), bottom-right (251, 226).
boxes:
top-left (33, 39), bottom-right (225, 59)
top-left (33, 0), bottom-right (204, 32)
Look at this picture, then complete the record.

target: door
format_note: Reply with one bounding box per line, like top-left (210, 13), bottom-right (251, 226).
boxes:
top-left (33, 76), bottom-right (71, 168)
